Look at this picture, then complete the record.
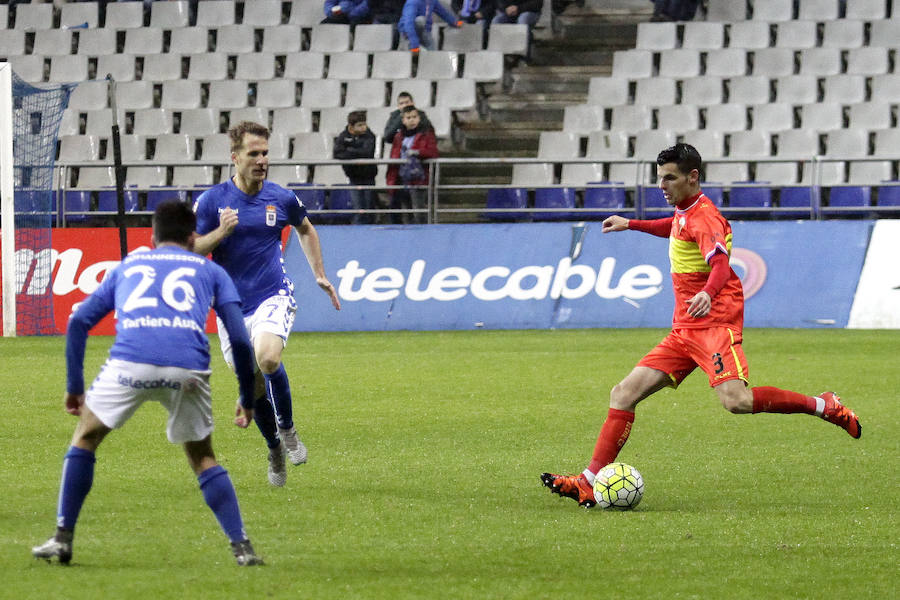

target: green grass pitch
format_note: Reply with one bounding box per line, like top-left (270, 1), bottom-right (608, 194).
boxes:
top-left (2, 329), bottom-right (897, 599)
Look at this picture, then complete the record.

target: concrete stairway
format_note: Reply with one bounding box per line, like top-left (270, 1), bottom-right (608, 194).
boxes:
top-left (437, 0), bottom-right (653, 222)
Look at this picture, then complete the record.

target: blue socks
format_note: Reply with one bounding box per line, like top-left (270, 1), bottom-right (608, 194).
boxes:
top-left (198, 465), bottom-right (246, 544)
top-left (253, 393), bottom-right (281, 449)
top-left (264, 364), bottom-right (294, 430)
top-left (56, 449), bottom-right (246, 544)
top-left (57, 446), bottom-right (96, 531)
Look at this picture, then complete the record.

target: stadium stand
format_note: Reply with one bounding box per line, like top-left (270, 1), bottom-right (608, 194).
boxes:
top-left (0, 0), bottom-right (892, 224)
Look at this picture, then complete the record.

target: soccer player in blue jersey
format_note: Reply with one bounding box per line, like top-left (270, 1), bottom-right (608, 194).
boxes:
top-left (193, 121), bottom-right (342, 487)
top-left (32, 200), bottom-right (263, 566)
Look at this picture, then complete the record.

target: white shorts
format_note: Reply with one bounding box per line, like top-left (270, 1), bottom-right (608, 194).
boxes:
top-left (85, 359), bottom-right (214, 444)
top-left (217, 294), bottom-right (297, 369)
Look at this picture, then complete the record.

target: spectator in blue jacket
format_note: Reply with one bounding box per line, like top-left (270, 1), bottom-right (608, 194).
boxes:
top-left (323, 0), bottom-right (371, 24)
top-left (453, 0), bottom-right (497, 32)
top-left (399, 0), bottom-right (462, 52)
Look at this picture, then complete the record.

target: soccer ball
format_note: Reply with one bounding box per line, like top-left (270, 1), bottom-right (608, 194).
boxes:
top-left (593, 462), bottom-right (644, 510)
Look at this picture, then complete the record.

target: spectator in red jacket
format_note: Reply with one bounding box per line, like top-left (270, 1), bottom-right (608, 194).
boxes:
top-left (386, 106), bottom-right (438, 224)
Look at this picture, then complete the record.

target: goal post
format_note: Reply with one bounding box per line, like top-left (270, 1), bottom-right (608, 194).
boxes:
top-left (1, 63), bottom-right (15, 337)
top-left (1, 64), bottom-right (75, 337)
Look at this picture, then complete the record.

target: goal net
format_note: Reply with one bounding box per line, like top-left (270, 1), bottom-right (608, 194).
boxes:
top-left (1, 64), bottom-right (75, 336)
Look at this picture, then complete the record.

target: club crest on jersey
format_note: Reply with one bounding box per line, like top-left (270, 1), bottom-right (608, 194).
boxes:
top-left (266, 205), bottom-right (277, 226)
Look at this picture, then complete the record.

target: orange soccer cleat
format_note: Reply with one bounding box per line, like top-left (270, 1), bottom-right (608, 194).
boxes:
top-left (540, 472), bottom-right (596, 508)
top-left (819, 391), bottom-right (861, 439)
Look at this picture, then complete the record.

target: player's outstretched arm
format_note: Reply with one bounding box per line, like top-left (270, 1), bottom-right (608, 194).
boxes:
top-left (296, 218), bottom-right (342, 311)
top-left (602, 215), bottom-right (629, 233)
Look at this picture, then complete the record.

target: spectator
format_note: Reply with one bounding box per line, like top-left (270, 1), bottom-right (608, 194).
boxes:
top-left (383, 91), bottom-right (432, 143)
top-left (333, 110), bottom-right (378, 225)
top-left (650, 0), bottom-right (699, 21)
top-left (491, 0), bottom-right (543, 26)
top-left (322, 0), bottom-right (372, 24)
top-left (386, 105), bottom-right (438, 224)
top-left (369, 0), bottom-right (405, 24)
top-left (453, 0), bottom-right (497, 26)
top-left (399, 0), bottom-right (462, 52)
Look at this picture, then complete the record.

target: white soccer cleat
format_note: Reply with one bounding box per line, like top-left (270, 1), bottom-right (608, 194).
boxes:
top-left (267, 442), bottom-right (287, 487)
top-left (32, 536), bottom-right (73, 564)
top-left (278, 426), bottom-right (308, 465)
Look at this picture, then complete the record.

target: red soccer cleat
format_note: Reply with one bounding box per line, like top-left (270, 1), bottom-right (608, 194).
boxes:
top-left (819, 391), bottom-right (861, 439)
top-left (540, 472), bottom-right (596, 508)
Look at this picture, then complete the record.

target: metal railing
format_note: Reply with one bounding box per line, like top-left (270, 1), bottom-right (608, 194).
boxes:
top-left (33, 154), bottom-right (900, 225)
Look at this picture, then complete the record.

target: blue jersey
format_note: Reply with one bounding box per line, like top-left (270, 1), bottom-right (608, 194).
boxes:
top-left (71, 246), bottom-right (241, 371)
top-left (194, 179), bottom-right (308, 315)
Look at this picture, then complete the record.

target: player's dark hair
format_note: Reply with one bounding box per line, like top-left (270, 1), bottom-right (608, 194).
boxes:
top-left (657, 143), bottom-right (702, 175)
top-left (347, 110), bottom-right (367, 126)
top-left (228, 121), bottom-right (270, 153)
top-left (153, 200), bottom-right (196, 245)
top-left (397, 91), bottom-right (413, 102)
top-left (401, 105), bottom-right (419, 115)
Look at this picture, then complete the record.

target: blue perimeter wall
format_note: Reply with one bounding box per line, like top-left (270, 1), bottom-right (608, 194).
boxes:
top-left (283, 221), bottom-right (873, 332)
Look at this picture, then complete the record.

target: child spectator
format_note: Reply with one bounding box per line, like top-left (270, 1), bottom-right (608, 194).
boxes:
top-left (383, 91), bottom-right (432, 143)
top-left (333, 110), bottom-right (378, 225)
top-left (386, 106), bottom-right (438, 224)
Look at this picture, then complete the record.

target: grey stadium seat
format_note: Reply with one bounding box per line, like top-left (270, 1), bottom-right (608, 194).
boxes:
top-left (196, 1), bottom-right (236, 26)
top-left (371, 52), bottom-right (413, 80)
top-left (150, 1), bottom-right (190, 28)
top-left (104, 2), bottom-right (145, 29)
top-left (61, 2), bottom-right (100, 29)
top-left (160, 80), bottom-right (203, 110)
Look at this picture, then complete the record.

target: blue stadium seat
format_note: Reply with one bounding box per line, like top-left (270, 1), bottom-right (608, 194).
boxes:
top-left (640, 187), bottom-right (668, 217)
top-left (15, 189), bottom-right (55, 215)
top-left (98, 188), bottom-right (139, 213)
top-left (701, 184), bottom-right (724, 207)
top-left (778, 186), bottom-right (815, 219)
top-left (322, 187), bottom-right (353, 224)
top-left (287, 183), bottom-right (326, 213)
top-left (727, 184), bottom-right (772, 220)
top-left (484, 188), bottom-right (529, 221)
top-left (583, 181), bottom-right (631, 220)
top-left (64, 190), bottom-right (91, 223)
top-left (146, 189), bottom-right (190, 212)
top-left (533, 188), bottom-right (576, 221)
top-left (826, 186), bottom-right (871, 218)
top-left (876, 182), bottom-right (900, 208)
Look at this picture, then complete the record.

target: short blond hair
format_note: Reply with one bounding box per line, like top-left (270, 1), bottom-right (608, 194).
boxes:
top-left (228, 121), bottom-right (270, 153)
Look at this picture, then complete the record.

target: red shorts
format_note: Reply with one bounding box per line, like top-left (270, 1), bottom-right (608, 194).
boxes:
top-left (638, 327), bottom-right (749, 388)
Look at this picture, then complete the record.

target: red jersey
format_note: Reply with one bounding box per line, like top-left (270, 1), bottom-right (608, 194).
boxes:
top-left (667, 193), bottom-right (744, 330)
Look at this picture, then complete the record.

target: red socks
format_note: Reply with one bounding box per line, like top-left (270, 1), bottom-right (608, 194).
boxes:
top-left (751, 386), bottom-right (817, 414)
top-left (588, 408), bottom-right (635, 474)
top-left (585, 389), bottom-right (817, 476)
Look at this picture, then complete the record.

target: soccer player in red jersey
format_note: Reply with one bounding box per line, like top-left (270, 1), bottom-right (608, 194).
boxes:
top-left (541, 143), bottom-right (862, 508)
